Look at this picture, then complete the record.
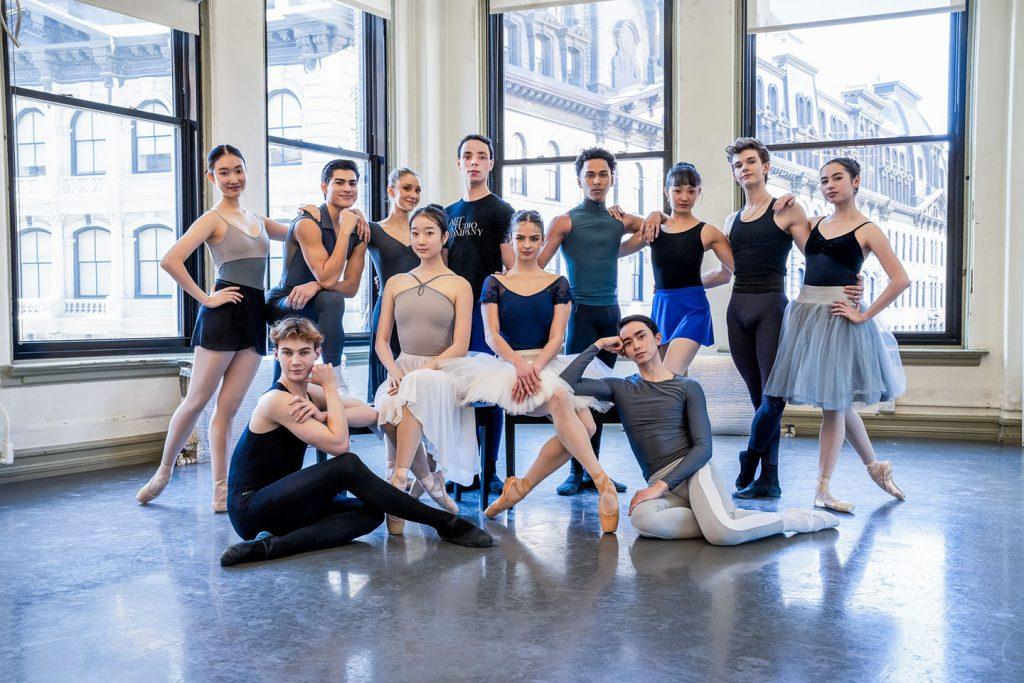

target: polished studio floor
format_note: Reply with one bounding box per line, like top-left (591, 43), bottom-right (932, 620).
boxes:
top-left (1, 428), bottom-right (1022, 682)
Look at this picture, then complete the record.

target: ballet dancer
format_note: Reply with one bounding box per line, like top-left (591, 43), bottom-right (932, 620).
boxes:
top-left (219, 317), bottom-right (492, 566)
top-left (722, 138), bottom-right (862, 500)
top-left (265, 159), bottom-right (369, 389)
top-left (762, 157), bottom-right (908, 512)
top-left (616, 162), bottom-right (734, 373)
top-left (538, 147), bottom-right (650, 496)
top-left (446, 210), bottom-right (619, 532)
top-left (374, 204), bottom-right (478, 533)
top-left (560, 315), bottom-right (839, 544)
top-left (136, 144), bottom-right (292, 512)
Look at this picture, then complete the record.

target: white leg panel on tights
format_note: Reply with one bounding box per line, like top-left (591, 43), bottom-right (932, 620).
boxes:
top-left (688, 463), bottom-right (785, 546)
top-left (628, 492), bottom-right (702, 540)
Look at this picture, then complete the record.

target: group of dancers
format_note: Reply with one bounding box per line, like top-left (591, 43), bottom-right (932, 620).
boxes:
top-left (133, 134), bottom-right (909, 566)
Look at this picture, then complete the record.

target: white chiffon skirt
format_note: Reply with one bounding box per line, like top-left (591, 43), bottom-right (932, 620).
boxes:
top-left (374, 353), bottom-right (478, 486)
top-left (443, 349), bottom-right (614, 416)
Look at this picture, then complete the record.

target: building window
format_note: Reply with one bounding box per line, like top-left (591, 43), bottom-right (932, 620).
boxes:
top-left (506, 22), bottom-right (521, 66)
top-left (16, 109), bottom-right (46, 177)
top-left (268, 90), bottom-right (302, 166)
top-left (135, 226), bottom-right (175, 298)
top-left (71, 111), bottom-right (106, 176)
top-left (266, 2), bottom-right (388, 342)
top-left (545, 141), bottom-right (561, 201)
top-left (18, 228), bottom-right (51, 299)
top-left (6, 0), bottom-right (200, 357)
top-left (631, 252), bottom-right (644, 301)
top-left (746, 0), bottom-right (968, 342)
top-left (132, 101), bottom-right (174, 173)
top-left (74, 227), bottom-right (112, 298)
top-left (534, 33), bottom-right (553, 76)
top-left (492, 0), bottom-right (670, 314)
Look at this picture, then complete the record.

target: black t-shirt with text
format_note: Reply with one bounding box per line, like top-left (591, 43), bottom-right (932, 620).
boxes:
top-left (445, 193), bottom-right (515, 298)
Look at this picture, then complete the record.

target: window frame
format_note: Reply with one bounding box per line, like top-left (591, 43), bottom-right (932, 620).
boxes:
top-left (741, 3), bottom-right (969, 345)
top-left (70, 110), bottom-right (106, 176)
top-left (134, 224), bottom-right (175, 299)
top-left (264, 7), bottom-right (388, 349)
top-left (15, 107), bottom-right (45, 177)
top-left (131, 100), bottom-right (174, 174)
top-left (18, 227), bottom-right (51, 299)
top-left (487, 1), bottom-right (674, 240)
top-left (4, 19), bottom-right (203, 359)
top-left (73, 226), bottom-right (112, 299)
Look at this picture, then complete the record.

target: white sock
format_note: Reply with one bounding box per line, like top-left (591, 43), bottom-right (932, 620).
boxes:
top-left (781, 508), bottom-right (839, 533)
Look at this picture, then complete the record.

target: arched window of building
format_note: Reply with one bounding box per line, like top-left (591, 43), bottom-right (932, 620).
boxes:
top-left (19, 228), bottom-right (51, 298)
top-left (16, 108), bottom-right (45, 177)
top-left (71, 111), bottom-right (106, 176)
top-left (767, 85), bottom-right (778, 114)
top-left (756, 78), bottom-right (764, 112)
top-left (534, 33), bottom-right (553, 76)
top-left (506, 22), bottom-right (521, 66)
top-left (510, 133), bottom-right (527, 194)
top-left (545, 141), bottom-right (561, 201)
top-left (134, 225), bottom-right (175, 298)
top-left (817, 109), bottom-right (825, 134)
top-left (635, 162), bottom-right (645, 214)
top-left (631, 252), bottom-right (644, 301)
top-left (132, 100), bottom-right (173, 173)
top-left (74, 227), bottom-right (111, 298)
top-left (868, 275), bottom-right (877, 301)
top-left (566, 47), bottom-right (582, 86)
top-left (268, 90), bottom-right (302, 166)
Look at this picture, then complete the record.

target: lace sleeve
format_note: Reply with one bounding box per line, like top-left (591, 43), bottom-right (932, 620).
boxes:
top-left (551, 276), bottom-right (573, 305)
top-left (480, 275), bottom-right (502, 305)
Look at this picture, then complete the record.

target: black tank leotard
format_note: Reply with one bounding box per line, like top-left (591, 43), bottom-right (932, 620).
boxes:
top-left (651, 223), bottom-right (705, 290)
top-left (729, 200), bottom-right (793, 293)
top-left (804, 218), bottom-right (868, 287)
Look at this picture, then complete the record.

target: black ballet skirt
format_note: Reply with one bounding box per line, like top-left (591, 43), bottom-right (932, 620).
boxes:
top-left (192, 279), bottom-right (268, 355)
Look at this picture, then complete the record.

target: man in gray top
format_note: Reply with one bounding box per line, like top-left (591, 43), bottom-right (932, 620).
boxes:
top-left (559, 315), bottom-right (838, 544)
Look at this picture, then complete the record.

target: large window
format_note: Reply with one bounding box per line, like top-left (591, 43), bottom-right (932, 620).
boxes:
top-left (490, 0), bottom-right (672, 317)
top-left (745, 0), bottom-right (968, 343)
top-left (266, 0), bottom-right (387, 343)
top-left (5, 0), bottom-right (202, 357)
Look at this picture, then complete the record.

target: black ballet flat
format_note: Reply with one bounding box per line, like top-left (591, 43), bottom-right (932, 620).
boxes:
top-left (735, 450), bottom-right (761, 490)
top-left (219, 531), bottom-right (274, 567)
top-left (733, 479), bottom-right (782, 499)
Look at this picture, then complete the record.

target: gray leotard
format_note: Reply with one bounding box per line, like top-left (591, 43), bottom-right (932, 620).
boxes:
top-left (560, 344), bottom-right (712, 489)
top-left (208, 209), bottom-right (270, 289)
top-left (393, 273), bottom-right (456, 357)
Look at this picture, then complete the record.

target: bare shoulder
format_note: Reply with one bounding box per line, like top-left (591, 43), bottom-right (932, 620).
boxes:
top-left (549, 214), bottom-right (572, 234)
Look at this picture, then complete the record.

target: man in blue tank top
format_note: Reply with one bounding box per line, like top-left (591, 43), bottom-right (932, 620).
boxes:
top-left (444, 134), bottom-right (516, 495)
top-left (265, 159), bottom-right (367, 389)
top-left (539, 147), bottom-right (649, 495)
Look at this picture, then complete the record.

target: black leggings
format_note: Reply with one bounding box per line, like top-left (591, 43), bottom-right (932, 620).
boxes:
top-left (267, 289), bottom-right (347, 382)
top-left (228, 452), bottom-right (454, 559)
top-left (726, 292), bottom-right (788, 465)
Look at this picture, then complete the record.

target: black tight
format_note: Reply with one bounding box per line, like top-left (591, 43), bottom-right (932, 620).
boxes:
top-left (229, 452), bottom-right (454, 559)
top-left (726, 292), bottom-right (788, 465)
top-left (267, 289), bottom-right (347, 382)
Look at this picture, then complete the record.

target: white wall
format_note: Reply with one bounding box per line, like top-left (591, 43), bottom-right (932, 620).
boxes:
top-left (0, 0), bottom-right (1021, 464)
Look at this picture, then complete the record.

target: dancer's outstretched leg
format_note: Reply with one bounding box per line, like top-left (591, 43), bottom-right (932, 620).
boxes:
top-left (843, 408), bottom-right (904, 501)
top-left (815, 410), bottom-right (855, 513)
top-left (137, 347), bottom-right (236, 505)
top-left (208, 348), bottom-right (262, 512)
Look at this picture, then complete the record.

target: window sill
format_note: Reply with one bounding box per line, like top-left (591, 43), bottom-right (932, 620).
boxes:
top-left (1, 353), bottom-right (192, 387)
top-left (713, 346), bottom-right (987, 367)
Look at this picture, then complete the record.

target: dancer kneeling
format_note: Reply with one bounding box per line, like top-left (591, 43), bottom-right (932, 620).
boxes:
top-left (373, 204), bottom-right (478, 534)
top-left (447, 210), bottom-right (619, 532)
top-left (220, 317), bottom-right (491, 566)
top-left (560, 316), bottom-right (838, 544)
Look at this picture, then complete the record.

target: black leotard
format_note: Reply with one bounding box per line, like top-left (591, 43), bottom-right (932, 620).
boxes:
top-left (804, 218), bottom-right (868, 287)
top-left (651, 223), bottom-right (705, 290)
top-left (227, 383), bottom-right (308, 498)
top-left (729, 199), bottom-right (793, 293)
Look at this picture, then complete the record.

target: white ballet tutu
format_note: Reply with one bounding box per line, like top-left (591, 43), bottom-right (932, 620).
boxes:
top-left (443, 349), bottom-right (614, 416)
top-left (764, 285), bottom-right (906, 410)
top-left (374, 353), bottom-right (478, 486)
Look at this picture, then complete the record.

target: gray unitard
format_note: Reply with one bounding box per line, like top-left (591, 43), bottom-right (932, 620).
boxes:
top-left (560, 346), bottom-right (787, 544)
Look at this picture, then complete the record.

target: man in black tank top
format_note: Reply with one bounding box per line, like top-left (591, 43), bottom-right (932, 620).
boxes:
top-left (723, 138), bottom-right (861, 499)
top-left (266, 159), bottom-right (367, 388)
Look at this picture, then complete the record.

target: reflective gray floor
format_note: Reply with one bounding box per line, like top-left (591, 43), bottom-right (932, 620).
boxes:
top-left (1, 429), bottom-right (1022, 682)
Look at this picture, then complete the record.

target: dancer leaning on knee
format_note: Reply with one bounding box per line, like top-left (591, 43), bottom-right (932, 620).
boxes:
top-left (373, 204), bottom-right (478, 533)
top-left (220, 318), bottom-right (491, 566)
top-left (560, 316), bottom-right (838, 544)
top-left (616, 162), bottom-right (734, 374)
top-left (763, 158), bottom-right (908, 513)
top-left (445, 210), bottom-right (620, 532)
top-left (136, 145), bottom-right (293, 512)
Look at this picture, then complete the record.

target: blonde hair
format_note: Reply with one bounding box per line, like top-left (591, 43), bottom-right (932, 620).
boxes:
top-left (269, 317), bottom-right (324, 348)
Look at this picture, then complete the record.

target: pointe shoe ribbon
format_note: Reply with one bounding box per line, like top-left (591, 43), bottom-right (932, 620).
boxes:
top-left (136, 464), bottom-right (173, 505)
top-left (421, 471), bottom-right (459, 514)
top-left (867, 460), bottom-right (905, 501)
top-left (212, 478), bottom-right (228, 513)
top-left (591, 472), bottom-right (620, 534)
top-left (484, 476), bottom-right (534, 518)
top-left (386, 468), bottom-right (410, 535)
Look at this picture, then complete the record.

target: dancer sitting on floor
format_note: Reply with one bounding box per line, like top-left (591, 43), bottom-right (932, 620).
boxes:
top-left (558, 315), bottom-right (838, 544)
top-left (373, 204), bottom-right (478, 533)
top-left (762, 157), bottom-right (908, 513)
top-left (220, 317), bottom-right (492, 566)
top-left (445, 209), bottom-right (620, 533)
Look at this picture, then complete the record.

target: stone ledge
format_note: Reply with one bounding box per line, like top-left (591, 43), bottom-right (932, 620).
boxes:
top-left (781, 409), bottom-right (1021, 444)
top-left (0, 432), bottom-right (166, 484)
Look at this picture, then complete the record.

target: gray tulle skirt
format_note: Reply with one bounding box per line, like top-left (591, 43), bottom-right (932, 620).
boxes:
top-left (764, 285), bottom-right (906, 410)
